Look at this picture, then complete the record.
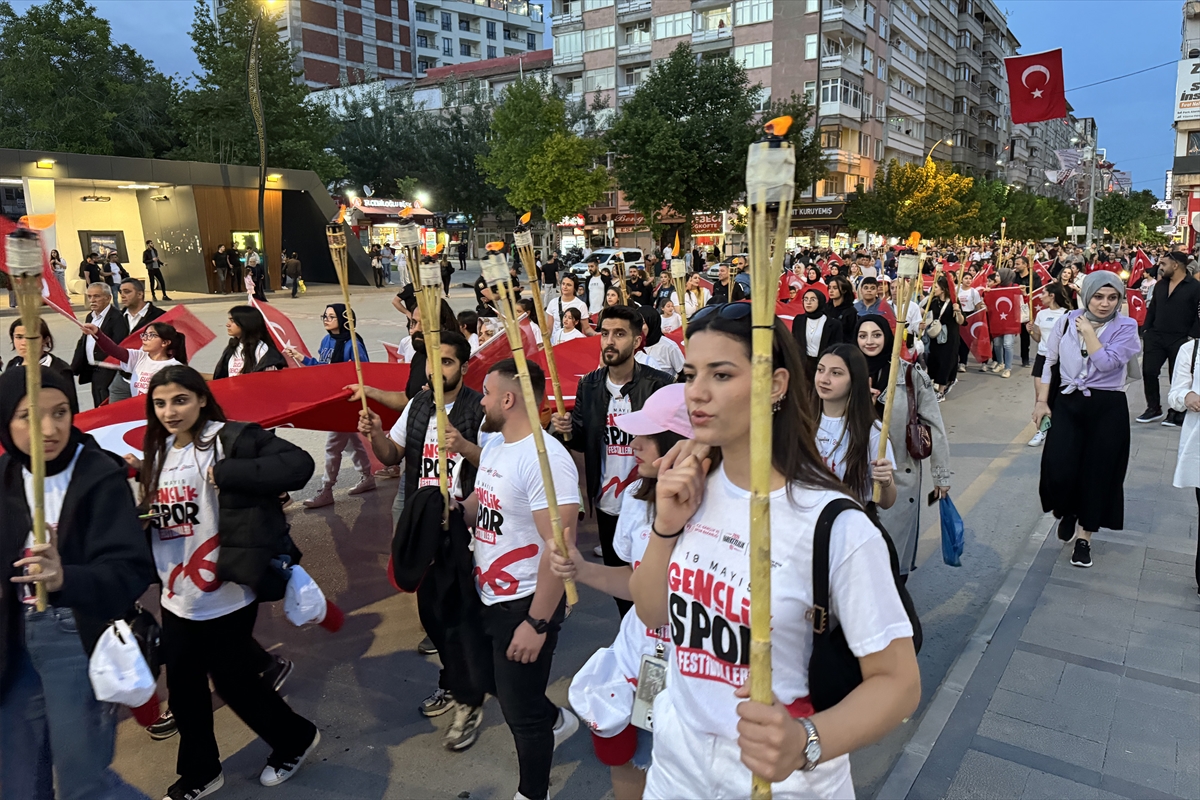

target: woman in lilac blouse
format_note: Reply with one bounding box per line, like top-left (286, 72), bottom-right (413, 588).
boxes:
top-left (1032, 271), bottom-right (1140, 569)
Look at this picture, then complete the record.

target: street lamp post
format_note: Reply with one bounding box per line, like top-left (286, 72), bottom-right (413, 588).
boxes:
top-left (247, 1), bottom-right (273, 291)
top-left (925, 137), bottom-right (954, 164)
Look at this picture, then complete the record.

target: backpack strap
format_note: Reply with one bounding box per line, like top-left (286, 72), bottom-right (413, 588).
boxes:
top-left (811, 497), bottom-right (860, 635)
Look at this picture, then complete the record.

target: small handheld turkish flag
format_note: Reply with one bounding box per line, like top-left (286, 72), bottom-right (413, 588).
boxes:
top-left (1034, 260), bottom-right (1054, 287)
top-left (1005, 49), bottom-right (1066, 124)
top-left (1127, 289), bottom-right (1147, 326)
top-left (985, 286), bottom-right (1024, 336)
top-left (1128, 248), bottom-right (1152, 287)
top-left (961, 309), bottom-right (991, 364)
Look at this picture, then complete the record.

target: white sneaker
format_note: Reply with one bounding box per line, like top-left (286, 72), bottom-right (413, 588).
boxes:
top-left (1027, 430), bottom-right (1046, 447)
top-left (552, 706), bottom-right (579, 750)
top-left (259, 729), bottom-right (320, 787)
top-left (1001, 369), bottom-right (1011, 379)
top-left (592, 545), bottom-right (604, 558)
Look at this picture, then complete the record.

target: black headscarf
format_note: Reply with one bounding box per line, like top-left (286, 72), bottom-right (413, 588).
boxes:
top-left (0, 365), bottom-right (84, 475)
top-left (637, 305), bottom-right (663, 347)
top-left (854, 314), bottom-right (895, 404)
top-left (326, 303), bottom-right (364, 364)
top-left (801, 288), bottom-right (828, 320)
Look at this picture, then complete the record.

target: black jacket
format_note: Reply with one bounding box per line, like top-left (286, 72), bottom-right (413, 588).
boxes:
top-left (142, 247), bottom-right (163, 269)
top-left (561, 361), bottom-right (674, 503)
top-left (112, 303), bottom-right (166, 343)
top-left (1145, 273), bottom-right (1200, 341)
top-left (212, 341), bottom-right (288, 380)
top-left (792, 314), bottom-right (843, 369)
top-left (70, 304), bottom-right (124, 387)
top-left (711, 278), bottom-right (746, 305)
top-left (1, 435), bottom-right (155, 698)
top-left (210, 423), bottom-right (314, 600)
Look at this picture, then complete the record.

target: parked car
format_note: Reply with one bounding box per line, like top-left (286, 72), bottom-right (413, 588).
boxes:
top-left (570, 247), bottom-right (645, 280)
top-left (706, 253), bottom-right (748, 281)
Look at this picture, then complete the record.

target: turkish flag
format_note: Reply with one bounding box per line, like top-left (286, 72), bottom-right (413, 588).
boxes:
top-left (828, 252), bottom-right (843, 267)
top-left (961, 309), bottom-right (991, 363)
top-left (697, 276), bottom-right (714, 293)
top-left (463, 314), bottom-right (540, 394)
top-left (1030, 286), bottom-right (1048, 317)
top-left (1086, 261), bottom-right (1122, 275)
top-left (1034, 260), bottom-right (1054, 287)
top-left (381, 341), bottom-right (402, 363)
top-left (971, 265), bottom-right (993, 289)
top-left (985, 286), bottom-right (1023, 336)
top-left (1128, 248), bottom-right (1152, 287)
top-left (102, 305), bottom-right (216, 366)
top-left (1127, 289), bottom-right (1147, 326)
top-left (530, 333), bottom-right (601, 406)
top-left (1005, 49), bottom-right (1066, 124)
top-left (778, 271), bottom-right (803, 301)
top-left (0, 215), bottom-right (77, 323)
top-left (248, 295), bottom-right (311, 362)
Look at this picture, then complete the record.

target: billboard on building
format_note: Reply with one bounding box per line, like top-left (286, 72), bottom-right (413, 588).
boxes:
top-left (1174, 59), bottom-right (1200, 122)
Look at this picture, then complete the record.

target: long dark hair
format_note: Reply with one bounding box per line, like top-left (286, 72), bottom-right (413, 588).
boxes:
top-left (632, 429), bottom-right (688, 506)
top-left (817, 344), bottom-right (878, 503)
top-left (685, 308), bottom-right (843, 497)
top-left (1044, 281), bottom-right (1074, 310)
top-left (9, 318), bottom-right (54, 355)
top-left (221, 305), bottom-right (278, 372)
top-left (146, 321), bottom-right (188, 365)
top-left (828, 275), bottom-right (854, 307)
top-left (139, 365), bottom-right (227, 511)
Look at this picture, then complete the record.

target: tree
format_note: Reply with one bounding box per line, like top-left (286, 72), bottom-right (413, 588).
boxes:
top-left (845, 159), bottom-right (977, 239)
top-left (0, 0), bottom-right (177, 157)
top-left (606, 44), bottom-right (760, 239)
top-left (329, 83), bottom-right (428, 195)
top-left (1094, 189), bottom-right (1165, 242)
top-left (479, 76), bottom-right (608, 241)
top-left (170, 0), bottom-right (343, 181)
top-left (427, 80), bottom-right (510, 227)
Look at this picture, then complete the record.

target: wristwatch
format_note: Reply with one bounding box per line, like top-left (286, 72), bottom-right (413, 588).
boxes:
top-left (798, 717), bottom-right (821, 771)
top-left (525, 615), bottom-right (550, 634)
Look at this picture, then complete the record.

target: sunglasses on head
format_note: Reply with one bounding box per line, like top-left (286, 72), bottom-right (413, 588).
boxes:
top-left (690, 301), bottom-right (752, 324)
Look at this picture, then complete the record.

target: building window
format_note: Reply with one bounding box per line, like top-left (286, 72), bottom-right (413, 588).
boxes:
top-left (441, 11), bottom-right (451, 30)
top-left (821, 128), bottom-right (841, 149)
top-left (734, 42), bottom-right (772, 70)
top-left (418, 59), bottom-right (430, 73)
top-left (459, 19), bottom-right (471, 31)
top-left (1188, 132), bottom-right (1200, 155)
top-left (804, 33), bottom-right (817, 60)
top-left (876, 99), bottom-right (886, 119)
top-left (487, 20), bottom-right (496, 39)
top-left (754, 86), bottom-right (772, 112)
top-left (416, 9), bottom-right (427, 22)
top-left (879, 16), bottom-right (888, 39)
top-left (806, 0), bottom-right (818, 11)
top-left (862, 48), bottom-right (873, 71)
top-left (877, 57), bottom-right (886, 80)
top-left (955, 65), bottom-right (973, 82)
top-left (564, 76), bottom-right (583, 95)
top-left (875, 139), bottom-right (884, 160)
top-left (653, 11), bottom-right (691, 39)
top-left (821, 174), bottom-right (844, 195)
top-left (865, 3), bottom-right (876, 26)
top-left (859, 132), bottom-right (872, 156)
top-left (487, 45), bottom-right (497, 58)
top-left (585, 26), bottom-right (615, 51)
top-left (460, 42), bottom-right (472, 56)
top-left (735, 0), bottom-right (772, 26)
top-left (804, 80), bottom-right (816, 105)
top-left (584, 66), bottom-right (615, 92)
top-left (527, 32), bottom-right (537, 49)
top-left (417, 34), bottom-right (429, 48)
top-left (624, 65), bottom-right (649, 86)
top-left (554, 31), bottom-right (583, 60)
top-left (442, 37), bottom-right (453, 55)
top-left (864, 91), bottom-right (873, 117)
top-left (820, 78), bottom-right (862, 109)
top-left (624, 21), bottom-right (650, 43)
top-left (584, 0), bottom-right (614, 9)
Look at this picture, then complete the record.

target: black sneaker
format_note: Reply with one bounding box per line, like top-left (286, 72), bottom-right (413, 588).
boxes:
top-left (1070, 539), bottom-right (1093, 568)
top-left (148, 709), bottom-right (179, 740)
top-left (1161, 410), bottom-right (1182, 427)
top-left (163, 773), bottom-right (223, 800)
top-left (417, 635), bottom-right (438, 655)
top-left (1135, 406), bottom-right (1165, 423)
top-left (420, 688), bottom-right (455, 717)
top-left (259, 729), bottom-right (320, 787)
top-left (1057, 514), bottom-right (1077, 542)
top-left (261, 655), bottom-right (294, 693)
top-left (443, 704), bottom-right (484, 751)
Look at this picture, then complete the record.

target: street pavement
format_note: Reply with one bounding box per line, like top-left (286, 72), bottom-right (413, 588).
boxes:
top-left (5, 276), bottom-right (1196, 798)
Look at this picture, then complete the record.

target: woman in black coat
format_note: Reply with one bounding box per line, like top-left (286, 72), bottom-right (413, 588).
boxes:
top-left (0, 366), bottom-right (154, 800)
top-left (791, 287), bottom-right (843, 383)
top-left (826, 275), bottom-right (860, 342)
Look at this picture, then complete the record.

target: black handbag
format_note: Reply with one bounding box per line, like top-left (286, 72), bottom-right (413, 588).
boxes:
top-left (124, 603), bottom-right (162, 678)
top-left (808, 498), bottom-right (922, 712)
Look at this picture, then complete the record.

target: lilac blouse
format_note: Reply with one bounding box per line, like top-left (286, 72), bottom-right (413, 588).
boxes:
top-left (1040, 309), bottom-right (1140, 395)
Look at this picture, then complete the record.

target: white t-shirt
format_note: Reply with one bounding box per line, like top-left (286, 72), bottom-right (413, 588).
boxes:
top-left (1034, 307), bottom-right (1067, 357)
top-left (19, 446), bottom-right (82, 605)
top-left (226, 341), bottom-right (269, 377)
top-left (546, 296), bottom-right (589, 336)
top-left (816, 413), bottom-right (895, 497)
top-left (472, 432), bottom-right (580, 605)
top-left (388, 398), bottom-right (493, 500)
top-left (958, 286), bottom-right (982, 313)
top-left (660, 313), bottom-right (682, 334)
top-left (804, 316), bottom-right (827, 357)
top-left (121, 352), bottom-right (181, 397)
top-left (587, 275), bottom-right (606, 314)
top-left (670, 289), bottom-right (711, 318)
top-left (551, 327), bottom-right (586, 345)
top-left (662, 465), bottom-right (912, 755)
top-left (597, 378), bottom-right (636, 516)
top-left (151, 422), bottom-right (255, 621)
top-left (399, 336), bottom-right (417, 363)
top-left (609, 486), bottom-right (672, 678)
top-left (641, 338), bottom-right (685, 375)
top-left (468, 333), bottom-right (481, 354)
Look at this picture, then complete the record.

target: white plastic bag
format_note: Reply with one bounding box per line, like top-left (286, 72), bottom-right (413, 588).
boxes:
top-left (284, 565), bottom-right (328, 626)
top-left (567, 646), bottom-right (635, 738)
top-left (88, 619), bottom-right (156, 708)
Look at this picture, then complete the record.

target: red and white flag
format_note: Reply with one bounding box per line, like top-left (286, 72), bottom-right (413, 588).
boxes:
top-left (381, 341), bottom-right (402, 363)
top-left (961, 308), bottom-right (992, 363)
top-left (1127, 289), bottom-right (1147, 326)
top-left (244, 287), bottom-right (311, 361)
top-left (985, 286), bottom-right (1024, 336)
top-left (102, 305), bottom-right (216, 366)
top-left (0, 216), bottom-right (77, 324)
top-left (1005, 49), bottom-right (1067, 124)
top-left (463, 314), bottom-right (539, 394)
top-left (1034, 260), bottom-right (1054, 287)
top-left (1128, 248), bottom-right (1152, 287)
top-left (970, 265), bottom-right (994, 289)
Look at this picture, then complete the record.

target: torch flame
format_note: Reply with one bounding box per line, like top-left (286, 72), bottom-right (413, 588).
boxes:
top-left (435, 242), bottom-right (445, 254)
top-left (764, 116), bottom-right (793, 136)
top-left (673, 231), bottom-right (680, 254)
top-left (907, 232), bottom-right (921, 250)
top-left (334, 205), bottom-right (347, 225)
top-left (399, 207), bottom-right (414, 218)
top-left (17, 214), bottom-right (56, 231)
top-left (486, 241), bottom-right (506, 252)
top-left (520, 211), bottom-right (532, 225)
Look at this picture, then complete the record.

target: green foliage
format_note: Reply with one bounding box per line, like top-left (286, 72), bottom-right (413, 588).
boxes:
top-left (329, 84), bottom-right (428, 197)
top-left (170, 0), bottom-right (343, 181)
top-left (845, 159), bottom-right (977, 239)
top-left (1094, 189), bottom-right (1165, 242)
top-left (431, 80), bottom-right (511, 223)
top-left (607, 44), bottom-right (767, 238)
top-left (0, 0), bottom-right (176, 157)
top-left (479, 76), bottom-right (608, 228)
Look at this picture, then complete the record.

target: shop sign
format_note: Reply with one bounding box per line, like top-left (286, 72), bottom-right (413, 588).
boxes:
top-left (692, 212), bottom-right (723, 234)
top-left (790, 202), bottom-right (846, 224)
top-left (558, 214), bottom-right (585, 227)
top-left (613, 212), bottom-right (646, 227)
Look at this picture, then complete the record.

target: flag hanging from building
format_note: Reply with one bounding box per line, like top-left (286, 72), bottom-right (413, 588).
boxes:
top-left (1005, 50), bottom-right (1067, 124)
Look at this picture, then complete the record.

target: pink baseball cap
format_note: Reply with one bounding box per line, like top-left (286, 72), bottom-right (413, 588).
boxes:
top-left (615, 383), bottom-right (693, 438)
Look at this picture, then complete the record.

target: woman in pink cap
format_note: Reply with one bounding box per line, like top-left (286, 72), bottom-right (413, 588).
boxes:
top-left (553, 383), bottom-right (692, 800)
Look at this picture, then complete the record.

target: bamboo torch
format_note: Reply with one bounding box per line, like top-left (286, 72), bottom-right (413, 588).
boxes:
top-left (746, 115), bottom-right (796, 800)
top-left (873, 239), bottom-right (922, 503)
top-left (481, 246), bottom-right (579, 606)
top-left (612, 254), bottom-right (629, 305)
top-left (7, 228), bottom-right (49, 611)
top-left (670, 232), bottom-right (688, 335)
top-left (513, 213), bottom-right (569, 439)
top-left (326, 224), bottom-right (369, 417)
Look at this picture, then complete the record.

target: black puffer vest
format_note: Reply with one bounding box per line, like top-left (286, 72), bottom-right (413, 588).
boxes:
top-left (404, 385), bottom-right (485, 500)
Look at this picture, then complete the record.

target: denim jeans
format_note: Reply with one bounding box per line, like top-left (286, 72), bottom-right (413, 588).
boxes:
top-left (992, 333), bottom-right (1014, 370)
top-left (0, 608), bottom-right (150, 800)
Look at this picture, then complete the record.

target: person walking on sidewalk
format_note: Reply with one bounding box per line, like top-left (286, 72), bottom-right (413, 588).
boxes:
top-left (1034, 272), bottom-right (1140, 569)
top-left (142, 240), bottom-right (171, 302)
top-left (463, 358), bottom-right (581, 800)
top-left (137, 366), bottom-right (319, 799)
top-left (1135, 251), bottom-right (1200, 427)
top-left (0, 366), bottom-right (155, 800)
top-left (288, 305), bottom-right (375, 508)
top-left (212, 306), bottom-right (287, 379)
top-left (1166, 316), bottom-right (1200, 593)
top-left (285, 253), bottom-right (303, 298)
top-left (1026, 283), bottom-right (1071, 447)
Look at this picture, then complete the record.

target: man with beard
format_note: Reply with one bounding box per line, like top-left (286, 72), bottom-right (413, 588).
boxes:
top-left (463, 358), bottom-right (581, 800)
top-left (358, 331), bottom-right (494, 752)
top-left (550, 305), bottom-right (672, 617)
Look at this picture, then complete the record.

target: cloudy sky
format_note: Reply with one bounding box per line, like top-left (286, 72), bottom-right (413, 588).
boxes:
top-left (12, 0), bottom-right (1179, 196)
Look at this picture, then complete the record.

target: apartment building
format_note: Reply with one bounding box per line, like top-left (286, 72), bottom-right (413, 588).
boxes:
top-left (1172, 0), bottom-right (1200, 248)
top-left (214, 0), bottom-right (544, 90)
top-left (412, 48), bottom-right (554, 109)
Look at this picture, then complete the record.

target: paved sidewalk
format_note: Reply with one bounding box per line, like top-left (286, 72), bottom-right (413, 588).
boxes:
top-left (882, 399), bottom-right (1200, 800)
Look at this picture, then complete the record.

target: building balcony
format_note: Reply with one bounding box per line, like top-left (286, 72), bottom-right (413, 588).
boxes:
top-left (887, 89), bottom-right (922, 116)
top-left (692, 26), bottom-right (732, 44)
top-left (617, 84), bottom-right (639, 98)
top-left (822, 148), bottom-right (862, 172)
top-left (552, 51), bottom-right (584, 68)
top-left (885, 128), bottom-right (924, 157)
top-left (551, 11), bottom-right (581, 27)
top-left (821, 54), bottom-right (863, 77)
top-left (824, 5), bottom-right (866, 31)
top-left (616, 0), bottom-right (652, 22)
top-left (617, 41), bottom-right (651, 59)
top-left (819, 100), bottom-right (868, 123)
top-left (888, 50), bottom-right (926, 84)
top-left (890, 10), bottom-right (926, 46)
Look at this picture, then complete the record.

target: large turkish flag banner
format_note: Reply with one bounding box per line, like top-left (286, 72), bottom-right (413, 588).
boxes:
top-left (1005, 50), bottom-right (1066, 124)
